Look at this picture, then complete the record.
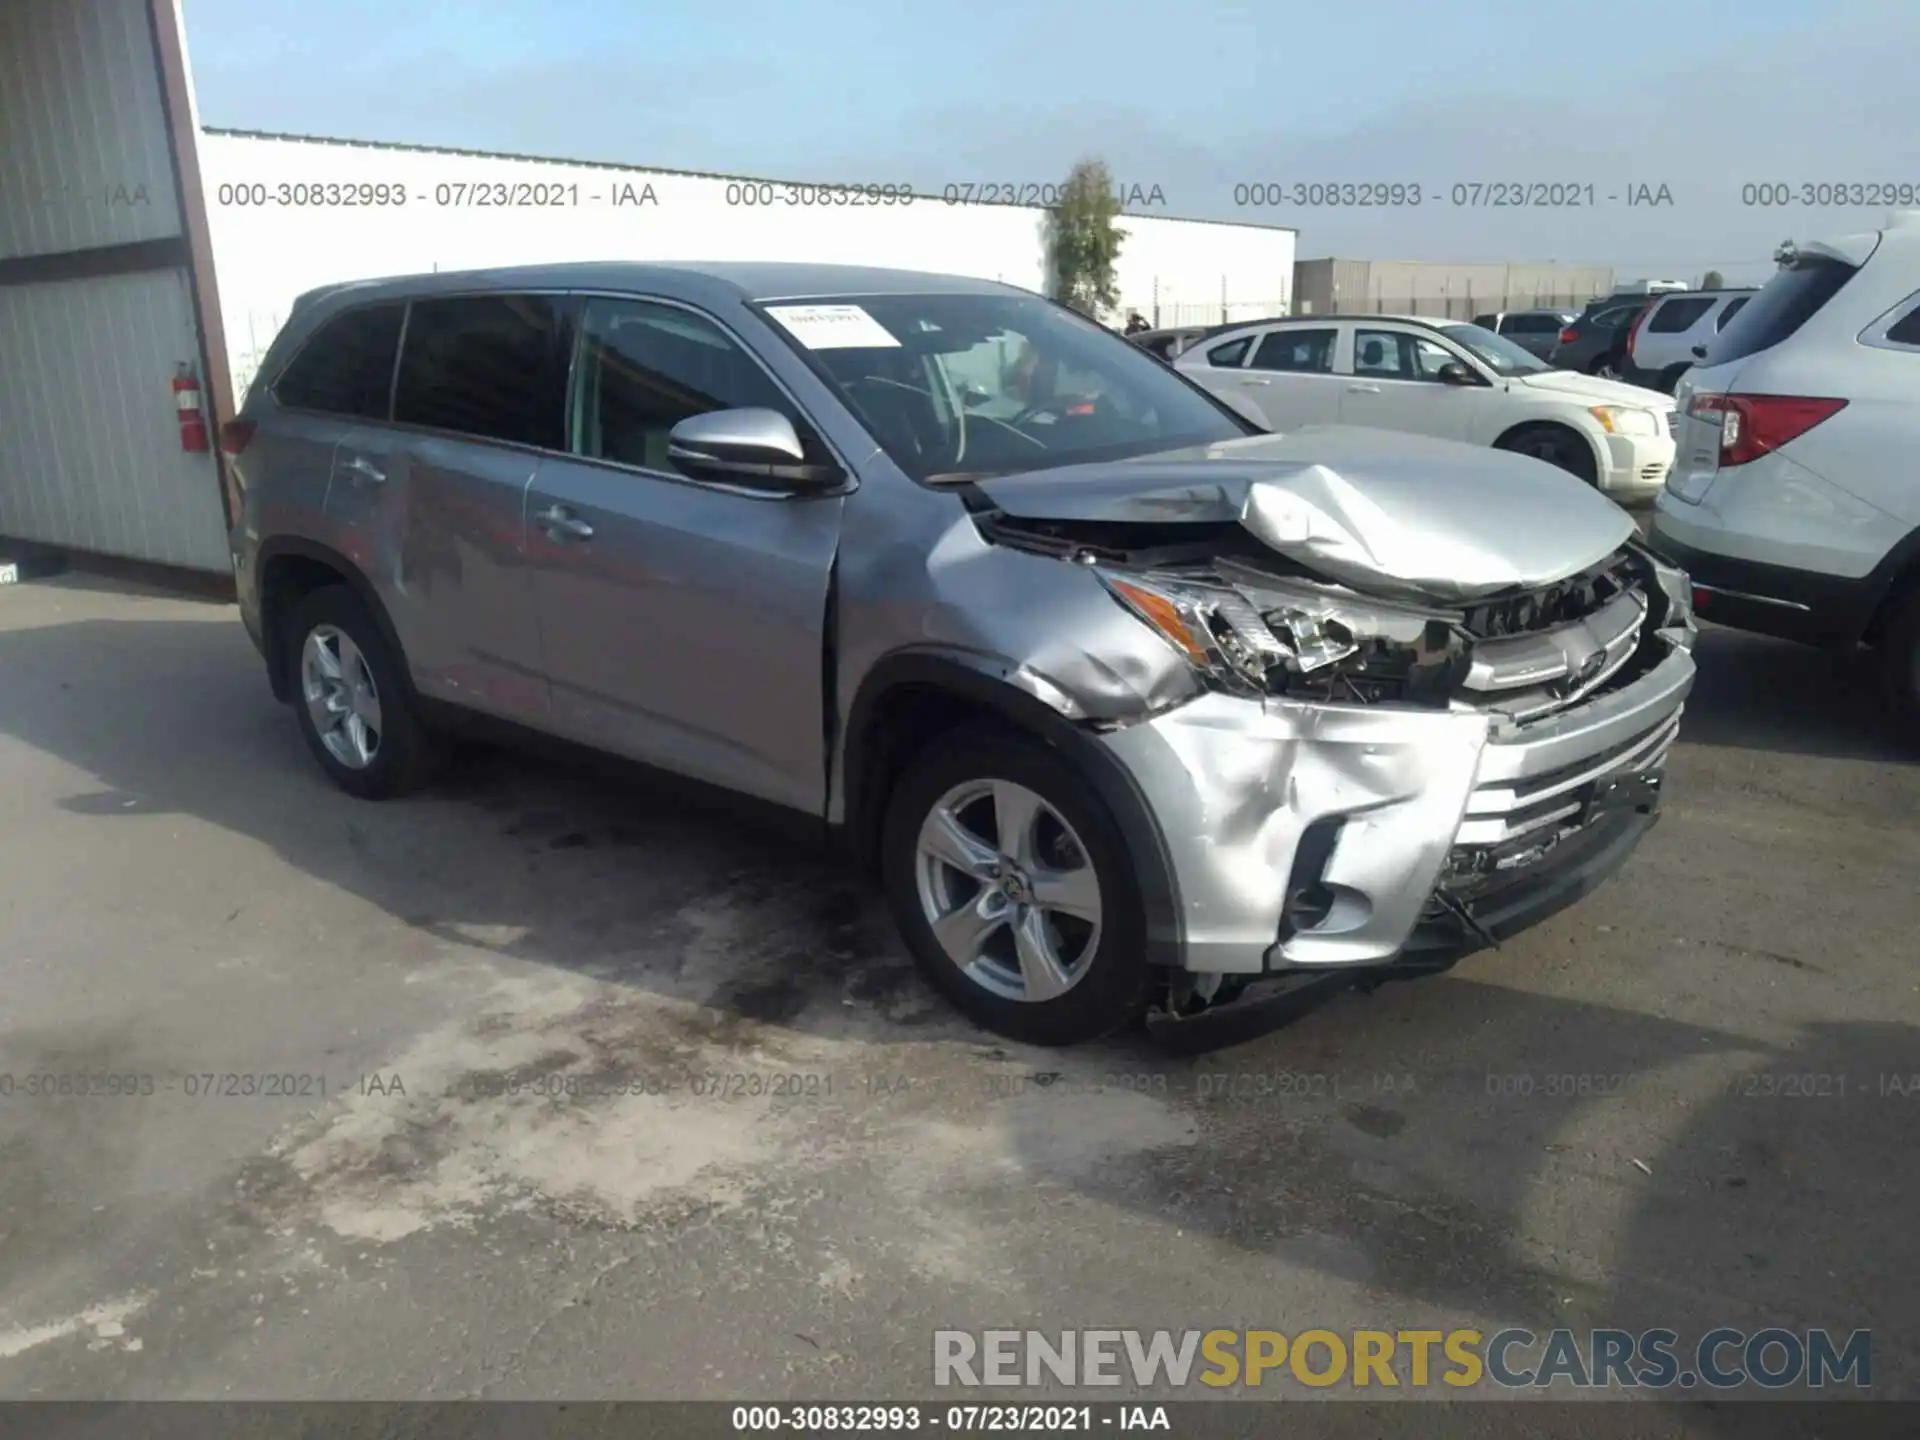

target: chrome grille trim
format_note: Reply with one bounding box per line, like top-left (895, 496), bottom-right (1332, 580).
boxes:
top-left (1461, 586), bottom-right (1649, 722)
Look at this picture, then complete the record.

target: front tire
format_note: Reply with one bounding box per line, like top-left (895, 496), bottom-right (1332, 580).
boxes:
top-left (1496, 423), bottom-right (1600, 486)
top-left (880, 726), bottom-right (1152, 1046)
top-left (286, 585), bottom-right (439, 799)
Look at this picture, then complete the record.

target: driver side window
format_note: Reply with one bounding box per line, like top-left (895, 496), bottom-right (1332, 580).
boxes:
top-left (570, 297), bottom-right (827, 476)
top-left (1354, 330), bottom-right (1458, 383)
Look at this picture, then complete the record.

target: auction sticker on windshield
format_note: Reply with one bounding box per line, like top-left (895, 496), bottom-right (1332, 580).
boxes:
top-left (765, 303), bottom-right (901, 349)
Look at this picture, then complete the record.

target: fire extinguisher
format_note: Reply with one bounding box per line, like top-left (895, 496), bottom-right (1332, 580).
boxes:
top-left (172, 363), bottom-right (209, 453)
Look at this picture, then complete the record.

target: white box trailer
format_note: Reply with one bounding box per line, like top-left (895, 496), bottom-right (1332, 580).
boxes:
top-left (0, 0), bottom-right (235, 576)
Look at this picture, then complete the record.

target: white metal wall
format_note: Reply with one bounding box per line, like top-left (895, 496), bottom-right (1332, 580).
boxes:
top-left (196, 131), bottom-right (1297, 403)
top-left (0, 0), bottom-right (232, 572)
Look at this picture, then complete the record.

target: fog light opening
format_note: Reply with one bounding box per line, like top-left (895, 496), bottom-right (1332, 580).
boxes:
top-left (1286, 883), bottom-right (1336, 931)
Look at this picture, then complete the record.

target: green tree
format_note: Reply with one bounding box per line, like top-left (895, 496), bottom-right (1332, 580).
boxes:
top-left (1702, 268), bottom-right (1725, 289)
top-left (1045, 159), bottom-right (1128, 319)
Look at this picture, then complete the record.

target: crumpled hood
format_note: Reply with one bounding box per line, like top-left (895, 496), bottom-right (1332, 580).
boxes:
top-left (1517, 369), bottom-right (1677, 409)
top-left (972, 425), bottom-right (1637, 604)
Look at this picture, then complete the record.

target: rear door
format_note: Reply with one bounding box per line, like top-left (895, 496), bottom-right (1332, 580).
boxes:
top-left (374, 292), bottom-right (565, 724)
top-left (524, 294), bottom-right (845, 815)
top-left (1233, 326), bottom-right (1344, 430)
top-left (256, 300), bottom-right (405, 576)
top-left (1173, 329), bottom-right (1261, 411)
top-left (1634, 296), bottom-right (1715, 378)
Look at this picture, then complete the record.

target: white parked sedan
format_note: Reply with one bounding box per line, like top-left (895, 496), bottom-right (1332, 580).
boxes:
top-left (1174, 314), bottom-right (1677, 499)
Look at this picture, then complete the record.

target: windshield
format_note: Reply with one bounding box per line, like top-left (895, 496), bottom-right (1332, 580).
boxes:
top-left (753, 291), bottom-right (1258, 481)
top-left (1437, 323), bottom-right (1551, 377)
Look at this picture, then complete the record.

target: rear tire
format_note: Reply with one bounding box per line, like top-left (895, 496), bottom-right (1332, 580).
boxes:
top-left (285, 585), bottom-right (440, 799)
top-left (880, 726), bottom-right (1152, 1046)
top-left (1879, 586), bottom-right (1920, 751)
top-left (1588, 355), bottom-right (1622, 380)
top-left (1496, 423), bottom-right (1600, 486)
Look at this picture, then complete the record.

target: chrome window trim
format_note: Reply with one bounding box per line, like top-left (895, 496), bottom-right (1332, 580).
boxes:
top-left (1859, 287), bottom-right (1920, 353)
top-left (264, 295), bottom-right (411, 422)
top-left (558, 289), bottom-right (861, 502)
top-left (1351, 324), bottom-right (1493, 385)
top-left (268, 285), bottom-right (862, 502)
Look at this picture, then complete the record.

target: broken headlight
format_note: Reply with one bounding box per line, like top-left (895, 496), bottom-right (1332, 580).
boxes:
top-left (1097, 567), bottom-right (1473, 706)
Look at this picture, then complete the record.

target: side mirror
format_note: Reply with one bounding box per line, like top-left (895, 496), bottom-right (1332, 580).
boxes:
top-left (959, 383), bottom-right (992, 409)
top-left (666, 408), bottom-right (842, 491)
top-left (1436, 361), bottom-right (1479, 386)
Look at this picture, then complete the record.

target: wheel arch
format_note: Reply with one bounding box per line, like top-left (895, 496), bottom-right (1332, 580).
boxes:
top-left (257, 537), bottom-right (410, 705)
top-left (841, 648), bottom-right (1186, 971)
top-left (1494, 417), bottom-right (1606, 484)
top-left (1858, 525), bottom-right (1920, 648)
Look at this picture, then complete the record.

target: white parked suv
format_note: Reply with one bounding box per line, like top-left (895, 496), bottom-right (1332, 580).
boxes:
top-left (1174, 314), bottom-right (1677, 500)
top-left (1650, 215), bottom-right (1920, 739)
top-left (1620, 289), bottom-right (1758, 394)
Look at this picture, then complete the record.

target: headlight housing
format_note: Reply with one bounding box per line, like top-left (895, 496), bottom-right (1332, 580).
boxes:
top-left (1096, 566), bottom-right (1474, 706)
top-left (1588, 404), bottom-right (1662, 437)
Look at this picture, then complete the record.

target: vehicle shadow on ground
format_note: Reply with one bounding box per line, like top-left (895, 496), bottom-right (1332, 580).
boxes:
top-left (1070, 981), bottom-right (1919, 1401)
top-left (1678, 625), bottom-right (1909, 763)
top-left (1, 599), bottom-right (1912, 1404)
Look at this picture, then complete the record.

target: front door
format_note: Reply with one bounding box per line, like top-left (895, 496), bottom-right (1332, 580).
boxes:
top-left (1338, 327), bottom-right (1485, 442)
top-left (525, 295), bottom-right (846, 816)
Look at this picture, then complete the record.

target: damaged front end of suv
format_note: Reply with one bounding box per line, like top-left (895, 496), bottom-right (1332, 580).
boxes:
top-left (956, 434), bottom-right (1698, 1026)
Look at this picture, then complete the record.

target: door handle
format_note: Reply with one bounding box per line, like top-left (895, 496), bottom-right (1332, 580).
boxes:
top-left (1241, 376), bottom-right (1271, 386)
top-left (1346, 383), bottom-right (1381, 393)
top-left (535, 504), bottom-right (595, 541)
top-left (341, 455), bottom-right (386, 485)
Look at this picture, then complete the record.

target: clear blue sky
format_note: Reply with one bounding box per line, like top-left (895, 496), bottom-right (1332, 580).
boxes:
top-left (183, 0), bottom-right (1919, 283)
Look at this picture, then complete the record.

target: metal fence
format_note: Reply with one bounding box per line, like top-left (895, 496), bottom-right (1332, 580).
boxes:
top-left (1297, 288), bottom-right (1598, 321)
top-left (1140, 276), bottom-right (1292, 331)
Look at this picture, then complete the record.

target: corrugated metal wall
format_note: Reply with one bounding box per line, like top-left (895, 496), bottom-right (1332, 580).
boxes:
top-left (197, 131), bottom-right (1297, 404)
top-left (0, 0), bottom-right (231, 572)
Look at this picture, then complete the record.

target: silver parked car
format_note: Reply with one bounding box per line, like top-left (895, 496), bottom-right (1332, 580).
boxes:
top-left (227, 262), bottom-right (1698, 1046)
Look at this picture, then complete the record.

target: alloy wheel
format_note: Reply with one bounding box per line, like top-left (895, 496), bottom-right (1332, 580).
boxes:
top-left (913, 779), bottom-right (1103, 1003)
top-left (301, 624), bottom-right (383, 770)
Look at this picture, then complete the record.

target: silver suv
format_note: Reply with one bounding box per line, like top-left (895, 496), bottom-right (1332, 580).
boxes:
top-left (228, 262), bottom-right (1699, 1046)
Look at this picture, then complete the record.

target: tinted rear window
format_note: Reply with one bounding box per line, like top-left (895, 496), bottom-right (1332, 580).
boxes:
top-left (393, 294), bottom-right (568, 449)
top-left (1715, 297), bottom-right (1750, 330)
top-left (273, 303), bottom-right (405, 419)
top-left (1504, 314), bottom-right (1558, 334)
top-left (1885, 304), bottom-right (1920, 347)
top-left (1646, 297), bottom-right (1714, 332)
top-left (1708, 255), bottom-right (1860, 367)
top-left (1250, 328), bottom-right (1336, 372)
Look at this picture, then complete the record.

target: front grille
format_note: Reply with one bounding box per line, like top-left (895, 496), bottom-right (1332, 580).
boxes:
top-left (1458, 548), bottom-right (1638, 639)
top-left (1452, 545), bottom-right (1670, 724)
top-left (1640, 461), bottom-right (1669, 482)
top-left (1664, 411), bottom-right (1677, 436)
top-left (1459, 586), bottom-right (1649, 723)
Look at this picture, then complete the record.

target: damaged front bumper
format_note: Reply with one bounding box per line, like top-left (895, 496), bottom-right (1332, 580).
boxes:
top-left (1097, 638), bottom-right (1695, 976)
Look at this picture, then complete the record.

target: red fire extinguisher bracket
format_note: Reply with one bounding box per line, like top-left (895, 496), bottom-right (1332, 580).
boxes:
top-left (172, 363), bottom-right (210, 454)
